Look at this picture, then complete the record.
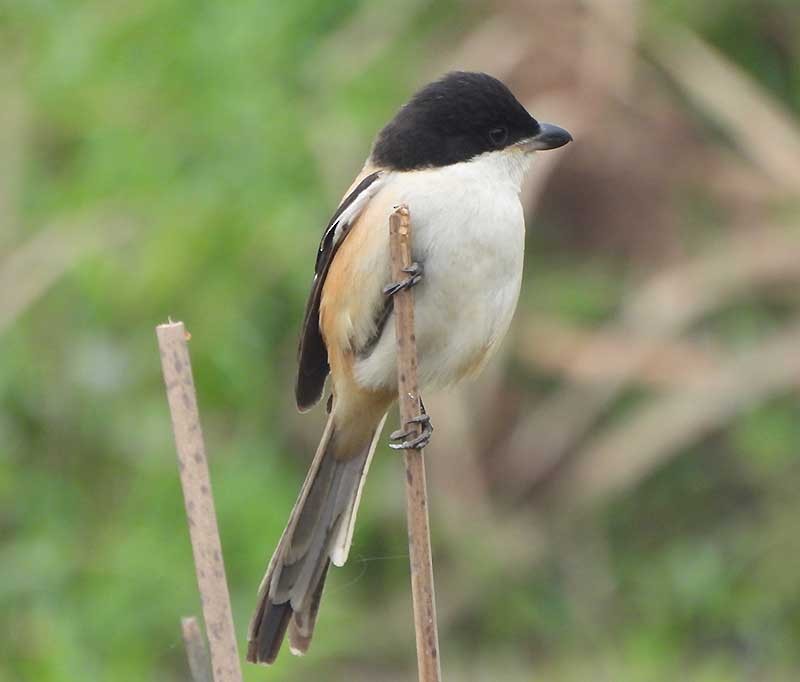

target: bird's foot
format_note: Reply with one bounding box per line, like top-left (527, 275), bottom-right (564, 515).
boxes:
top-left (389, 413), bottom-right (433, 451)
top-left (383, 262), bottom-right (423, 297)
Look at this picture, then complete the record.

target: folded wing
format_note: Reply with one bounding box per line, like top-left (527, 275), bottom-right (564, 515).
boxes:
top-left (295, 169), bottom-right (385, 411)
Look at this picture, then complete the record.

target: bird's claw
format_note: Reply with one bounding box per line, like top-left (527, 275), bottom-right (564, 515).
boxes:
top-left (389, 413), bottom-right (433, 450)
top-left (383, 262), bottom-right (423, 297)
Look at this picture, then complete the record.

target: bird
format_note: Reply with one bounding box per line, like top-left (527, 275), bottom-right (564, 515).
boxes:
top-left (246, 71), bottom-right (572, 665)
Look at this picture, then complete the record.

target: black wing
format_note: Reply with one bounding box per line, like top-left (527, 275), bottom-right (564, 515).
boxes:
top-left (295, 171), bottom-right (383, 411)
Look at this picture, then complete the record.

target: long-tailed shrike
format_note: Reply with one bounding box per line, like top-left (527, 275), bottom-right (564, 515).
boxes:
top-left (247, 71), bottom-right (572, 664)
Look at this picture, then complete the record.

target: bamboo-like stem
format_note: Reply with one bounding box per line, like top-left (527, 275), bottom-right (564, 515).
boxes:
top-left (156, 321), bottom-right (243, 682)
top-left (388, 206), bottom-right (443, 682)
top-left (181, 616), bottom-right (213, 682)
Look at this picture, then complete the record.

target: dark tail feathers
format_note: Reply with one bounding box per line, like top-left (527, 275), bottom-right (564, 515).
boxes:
top-left (247, 413), bottom-right (385, 664)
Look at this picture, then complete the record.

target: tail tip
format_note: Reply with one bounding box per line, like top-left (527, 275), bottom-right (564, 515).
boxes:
top-left (289, 629), bottom-right (312, 657)
top-left (246, 599), bottom-right (292, 665)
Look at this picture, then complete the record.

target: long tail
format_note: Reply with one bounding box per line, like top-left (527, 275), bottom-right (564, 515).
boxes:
top-left (247, 410), bottom-right (386, 664)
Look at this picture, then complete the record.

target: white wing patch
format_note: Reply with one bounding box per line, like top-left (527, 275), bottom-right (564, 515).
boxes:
top-left (320, 173), bottom-right (387, 255)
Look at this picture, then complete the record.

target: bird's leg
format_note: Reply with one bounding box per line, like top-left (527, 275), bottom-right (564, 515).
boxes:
top-left (383, 262), bottom-right (423, 297)
top-left (389, 397), bottom-right (433, 450)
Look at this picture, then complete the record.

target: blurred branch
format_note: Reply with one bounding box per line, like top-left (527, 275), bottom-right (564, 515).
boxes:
top-left (649, 25), bottom-right (800, 191)
top-left (425, 391), bottom-right (490, 508)
top-left (181, 616), bottom-right (213, 682)
top-left (518, 315), bottom-right (719, 388)
top-left (0, 212), bottom-right (135, 336)
top-left (502, 224), bottom-right (800, 495)
top-left (547, 318), bottom-right (800, 513)
top-left (440, 12), bottom-right (531, 80)
top-left (579, 0), bottom-right (638, 101)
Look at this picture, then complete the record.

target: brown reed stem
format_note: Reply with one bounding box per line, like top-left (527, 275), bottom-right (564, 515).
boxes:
top-left (156, 321), bottom-right (243, 682)
top-left (388, 206), bottom-right (443, 682)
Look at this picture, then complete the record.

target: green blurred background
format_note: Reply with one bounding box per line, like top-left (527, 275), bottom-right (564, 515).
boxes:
top-left (3, 1), bottom-right (800, 680)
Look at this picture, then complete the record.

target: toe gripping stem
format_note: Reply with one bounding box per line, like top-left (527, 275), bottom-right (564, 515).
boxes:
top-left (389, 399), bottom-right (433, 451)
top-left (383, 262), bottom-right (422, 297)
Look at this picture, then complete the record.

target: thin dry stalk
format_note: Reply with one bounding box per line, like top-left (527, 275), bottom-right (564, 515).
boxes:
top-left (181, 616), bottom-right (213, 682)
top-left (156, 322), bottom-right (242, 682)
top-left (649, 25), bottom-right (800, 190)
top-left (389, 206), bottom-right (442, 682)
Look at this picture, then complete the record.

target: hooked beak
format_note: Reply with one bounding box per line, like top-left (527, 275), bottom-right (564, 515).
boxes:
top-left (520, 122), bottom-right (573, 151)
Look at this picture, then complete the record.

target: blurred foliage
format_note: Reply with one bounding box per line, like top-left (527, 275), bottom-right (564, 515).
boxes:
top-left (2, 1), bottom-right (800, 681)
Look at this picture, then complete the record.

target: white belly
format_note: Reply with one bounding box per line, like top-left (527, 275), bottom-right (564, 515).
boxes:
top-left (354, 149), bottom-right (529, 391)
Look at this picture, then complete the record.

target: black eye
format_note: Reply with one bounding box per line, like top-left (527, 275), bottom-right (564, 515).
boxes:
top-left (488, 126), bottom-right (508, 146)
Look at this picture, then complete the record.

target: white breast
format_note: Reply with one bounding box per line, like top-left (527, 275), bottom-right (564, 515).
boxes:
top-left (354, 147), bottom-right (532, 391)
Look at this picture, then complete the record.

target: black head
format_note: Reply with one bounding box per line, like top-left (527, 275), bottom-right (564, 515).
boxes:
top-left (371, 71), bottom-right (571, 171)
